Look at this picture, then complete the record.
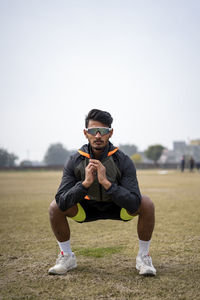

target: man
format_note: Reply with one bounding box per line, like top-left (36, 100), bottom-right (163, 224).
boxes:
top-left (180, 155), bottom-right (185, 172)
top-left (49, 109), bottom-right (156, 276)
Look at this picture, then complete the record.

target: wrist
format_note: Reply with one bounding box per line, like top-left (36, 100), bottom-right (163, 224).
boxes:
top-left (82, 180), bottom-right (91, 189)
top-left (101, 179), bottom-right (112, 190)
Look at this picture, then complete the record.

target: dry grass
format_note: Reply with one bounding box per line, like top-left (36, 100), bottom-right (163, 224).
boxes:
top-left (0, 169), bottom-right (200, 300)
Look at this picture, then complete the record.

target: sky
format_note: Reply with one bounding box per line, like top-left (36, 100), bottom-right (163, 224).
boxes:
top-left (0, 0), bottom-right (200, 163)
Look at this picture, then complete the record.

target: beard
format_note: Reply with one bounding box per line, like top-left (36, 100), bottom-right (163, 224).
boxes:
top-left (93, 140), bottom-right (105, 151)
top-left (93, 146), bottom-right (104, 150)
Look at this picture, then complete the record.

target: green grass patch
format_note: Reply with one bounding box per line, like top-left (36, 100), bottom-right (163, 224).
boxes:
top-left (75, 246), bottom-right (123, 258)
top-left (1, 170), bottom-right (200, 300)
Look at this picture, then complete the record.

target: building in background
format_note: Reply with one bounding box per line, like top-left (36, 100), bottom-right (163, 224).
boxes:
top-left (190, 139), bottom-right (200, 146)
top-left (158, 140), bottom-right (200, 165)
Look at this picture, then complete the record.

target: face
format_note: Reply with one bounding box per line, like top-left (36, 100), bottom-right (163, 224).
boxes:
top-left (84, 120), bottom-right (113, 151)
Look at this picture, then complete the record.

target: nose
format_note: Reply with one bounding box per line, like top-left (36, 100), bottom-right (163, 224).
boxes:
top-left (95, 131), bottom-right (102, 137)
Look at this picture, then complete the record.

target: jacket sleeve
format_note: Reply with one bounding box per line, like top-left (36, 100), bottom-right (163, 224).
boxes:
top-left (106, 155), bottom-right (141, 213)
top-left (55, 156), bottom-right (88, 211)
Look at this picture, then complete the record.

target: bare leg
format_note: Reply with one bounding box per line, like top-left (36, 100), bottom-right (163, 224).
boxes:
top-left (49, 200), bottom-right (78, 242)
top-left (129, 195), bottom-right (155, 241)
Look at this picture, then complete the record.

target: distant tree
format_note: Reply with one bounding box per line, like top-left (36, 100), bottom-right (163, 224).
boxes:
top-left (131, 153), bottom-right (142, 163)
top-left (0, 148), bottom-right (18, 167)
top-left (119, 144), bottom-right (137, 157)
top-left (20, 160), bottom-right (33, 167)
top-left (145, 144), bottom-right (164, 163)
top-left (44, 143), bottom-right (70, 166)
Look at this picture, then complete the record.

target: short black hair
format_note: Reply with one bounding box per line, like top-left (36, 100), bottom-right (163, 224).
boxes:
top-left (85, 109), bottom-right (113, 128)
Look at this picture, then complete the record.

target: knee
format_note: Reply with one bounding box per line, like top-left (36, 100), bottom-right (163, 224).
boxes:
top-left (49, 199), bottom-right (60, 219)
top-left (140, 195), bottom-right (155, 214)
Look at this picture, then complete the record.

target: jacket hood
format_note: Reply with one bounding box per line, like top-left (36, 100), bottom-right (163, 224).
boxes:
top-left (78, 142), bottom-right (118, 159)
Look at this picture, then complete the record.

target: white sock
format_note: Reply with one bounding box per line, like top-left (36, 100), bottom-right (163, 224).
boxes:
top-left (138, 239), bottom-right (151, 256)
top-left (57, 240), bottom-right (73, 255)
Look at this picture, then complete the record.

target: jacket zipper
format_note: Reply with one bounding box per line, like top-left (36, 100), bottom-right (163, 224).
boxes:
top-left (99, 184), bottom-right (102, 201)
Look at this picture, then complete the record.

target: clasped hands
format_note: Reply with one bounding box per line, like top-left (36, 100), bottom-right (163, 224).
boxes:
top-left (82, 159), bottom-right (111, 190)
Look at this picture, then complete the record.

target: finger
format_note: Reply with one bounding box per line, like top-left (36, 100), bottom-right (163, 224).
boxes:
top-left (89, 159), bottom-right (100, 165)
top-left (88, 162), bottom-right (98, 169)
top-left (87, 161), bottom-right (95, 167)
top-left (87, 164), bottom-right (97, 172)
top-left (87, 165), bottom-right (97, 175)
top-left (89, 159), bottom-right (99, 162)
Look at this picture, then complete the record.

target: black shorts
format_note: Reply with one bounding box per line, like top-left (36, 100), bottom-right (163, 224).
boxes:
top-left (71, 199), bottom-right (134, 223)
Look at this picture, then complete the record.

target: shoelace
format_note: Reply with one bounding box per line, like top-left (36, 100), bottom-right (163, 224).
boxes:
top-left (56, 253), bottom-right (68, 263)
top-left (142, 255), bottom-right (153, 267)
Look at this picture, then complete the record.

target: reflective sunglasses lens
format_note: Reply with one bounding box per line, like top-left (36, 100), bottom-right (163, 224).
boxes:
top-left (87, 128), bottom-right (110, 136)
top-left (87, 128), bottom-right (97, 135)
top-left (99, 128), bottom-right (109, 135)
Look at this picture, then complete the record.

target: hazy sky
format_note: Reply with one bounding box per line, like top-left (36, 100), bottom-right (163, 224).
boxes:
top-left (1, 0), bottom-right (200, 162)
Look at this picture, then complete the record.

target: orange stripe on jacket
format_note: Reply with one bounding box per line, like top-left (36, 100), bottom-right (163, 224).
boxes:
top-left (78, 150), bottom-right (91, 158)
top-left (78, 147), bottom-right (118, 158)
top-left (107, 147), bottom-right (119, 156)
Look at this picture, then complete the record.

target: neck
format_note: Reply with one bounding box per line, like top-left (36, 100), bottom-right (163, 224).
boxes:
top-left (90, 142), bottom-right (109, 159)
top-left (92, 148), bottom-right (104, 159)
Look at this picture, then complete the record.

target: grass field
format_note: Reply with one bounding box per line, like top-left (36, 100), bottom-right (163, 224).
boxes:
top-left (0, 169), bottom-right (200, 300)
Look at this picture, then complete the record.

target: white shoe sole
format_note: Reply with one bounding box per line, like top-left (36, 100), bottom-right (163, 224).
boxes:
top-left (136, 264), bottom-right (156, 276)
top-left (48, 262), bottom-right (77, 275)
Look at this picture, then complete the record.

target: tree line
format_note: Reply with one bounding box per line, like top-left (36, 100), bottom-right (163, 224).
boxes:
top-left (0, 143), bottom-right (164, 167)
top-left (0, 148), bottom-right (18, 167)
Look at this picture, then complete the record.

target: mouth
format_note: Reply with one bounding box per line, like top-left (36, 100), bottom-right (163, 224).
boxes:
top-left (94, 140), bottom-right (103, 145)
top-left (93, 140), bottom-right (104, 150)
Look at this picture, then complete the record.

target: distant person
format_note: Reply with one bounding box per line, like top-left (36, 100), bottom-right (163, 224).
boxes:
top-left (189, 156), bottom-right (195, 172)
top-left (180, 156), bottom-right (185, 172)
top-left (48, 109), bottom-right (156, 276)
top-left (196, 162), bottom-right (200, 171)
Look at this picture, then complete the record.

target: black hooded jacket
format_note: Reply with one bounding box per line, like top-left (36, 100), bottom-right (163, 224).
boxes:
top-left (55, 142), bottom-right (141, 214)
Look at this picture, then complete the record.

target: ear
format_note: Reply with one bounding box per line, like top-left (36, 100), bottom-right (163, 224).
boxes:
top-left (109, 128), bottom-right (113, 138)
top-left (83, 129), bottom-right (88, 139)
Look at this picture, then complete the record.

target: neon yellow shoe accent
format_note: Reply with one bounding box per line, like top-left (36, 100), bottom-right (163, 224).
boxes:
top-left (71, 203), bottom-right (86, 222)
top-left (120, 208), bottom-right (135, 221)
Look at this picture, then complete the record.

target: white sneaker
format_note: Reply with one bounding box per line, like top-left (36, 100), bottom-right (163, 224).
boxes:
top-left (136, 253), bottom-right (156, 276)
top-left (48, 252), bottom-right (77, 275)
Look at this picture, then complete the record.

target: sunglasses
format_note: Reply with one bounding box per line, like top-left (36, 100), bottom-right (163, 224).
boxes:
top-left (85, 127), bottom-right (112, 136)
